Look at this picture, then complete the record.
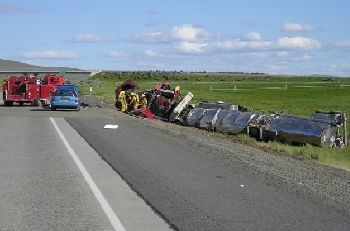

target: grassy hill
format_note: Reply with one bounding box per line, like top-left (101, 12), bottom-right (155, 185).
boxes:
top-left (0, 58), bottom-right (82, 72)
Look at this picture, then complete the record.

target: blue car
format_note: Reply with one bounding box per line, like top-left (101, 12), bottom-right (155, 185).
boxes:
top-left (51, 85), bottom-right (80, 111)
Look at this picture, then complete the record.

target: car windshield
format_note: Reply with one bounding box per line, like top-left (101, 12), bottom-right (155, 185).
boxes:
top-left (54, 90), bottom-right (76, 96)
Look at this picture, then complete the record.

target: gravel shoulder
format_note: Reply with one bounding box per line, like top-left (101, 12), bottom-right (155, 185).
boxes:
top-left (79, 95), bottom-right (350, 218)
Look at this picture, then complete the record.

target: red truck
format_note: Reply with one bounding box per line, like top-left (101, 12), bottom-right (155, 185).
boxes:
top-left (2, 75), bottom-right (40, 106)
top-left (2, 74), bottom-right (65, 106)
top-left (39, 74), bottom-right (65, 106)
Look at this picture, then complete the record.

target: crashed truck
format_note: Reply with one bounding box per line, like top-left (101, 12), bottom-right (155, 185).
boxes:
top-left (115, 79), bottom-right (193, 121)
top-left (114, 80), bottom-right (347, 148)
top-left (185, 102), bottom-right (347, 148)
top-left (114, 79), bottom-right (140, 110)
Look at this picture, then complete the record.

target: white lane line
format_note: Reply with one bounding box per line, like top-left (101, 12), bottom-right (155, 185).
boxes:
top-left (50, 117), bottom-right (126, 231)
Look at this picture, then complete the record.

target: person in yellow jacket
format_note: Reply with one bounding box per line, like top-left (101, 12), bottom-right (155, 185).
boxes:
top-left (130, 92), bottom-right (139, 111)
top-left (140, 93), bottom-right (148, 109)
top-left (118, 91), bottom-right (127, 112)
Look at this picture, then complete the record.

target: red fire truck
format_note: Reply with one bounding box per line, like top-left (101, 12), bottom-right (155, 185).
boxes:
top-left (39, 74), bottom-right (65, 106)
top-left (2, 75), bottom-right (40, 106)
top-left (2, 74), bottom-right (65, 106)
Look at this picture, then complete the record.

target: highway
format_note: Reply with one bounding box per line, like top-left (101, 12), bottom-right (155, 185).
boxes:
top-left (0, 107), bottom-right (170, 230)
top-left (68, 116), bottom-right (350, 231)
top-left (0, 102), bottom-right (350, 230)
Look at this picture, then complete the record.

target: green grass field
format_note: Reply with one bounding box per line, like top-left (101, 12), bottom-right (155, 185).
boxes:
top-left (79, 72), bottom-right (350, 171)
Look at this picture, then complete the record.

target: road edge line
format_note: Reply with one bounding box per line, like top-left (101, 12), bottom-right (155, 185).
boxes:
top-left (50, 117), bottom-right (126, 231)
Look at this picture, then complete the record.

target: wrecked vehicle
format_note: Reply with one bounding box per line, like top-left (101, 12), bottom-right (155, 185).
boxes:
top-left (185, 101), bottom-right (347, 148)
top-left (312, 111), bottom-right (347, 147)
top-left (247, 111), bottom-right (348, 148)
top-left (133, 81), bottom-right (194, 121)
top-left (260, 115), bottom-right (336, 147)
top-left (185, 102), bottom-right (255, 133)
top-left (215, 111), bottom-right (256, 134)
top-left (115, 79), bottom-right (139, 99)
top-left (115, 79), bottom-right (140, 111)
top-left (113, 79), bottom-right (348, 148)
top-left (116, 80), bottom-right (193, 121)
top-left (147, 82), bottom-right (181, 119)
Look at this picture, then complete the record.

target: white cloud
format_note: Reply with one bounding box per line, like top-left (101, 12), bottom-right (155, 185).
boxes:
top-left (133, 30), bottom-right (170, 43)
top-left (71, 34), bottom-right (104, 43)
top-left (23, 50), bottom-right (79, 59)
top-left (216, 35), bottom-right (320, 52)
top-left (276, 51), bottom-right (312, 61)
top-left (171, 24), bottom-right (209, 42)
top-left (283, 23), bottom-right (315, 33)
top-left (105, 51), bottom-right (128, 57)
top-left (245, 32), bottom-right (262, 41)
top-left (277, 36), bottom-right (321, 49)
top-left (216, 38), bottom-right (272, 50)
top-left (335, 40), bottom-right (350, 48)
top-left (215, 32), bottom-right (273, 51)
top-left (132, 24), bottom-right (208, 44)
top-left (178, 42), bottom-right (208, 54)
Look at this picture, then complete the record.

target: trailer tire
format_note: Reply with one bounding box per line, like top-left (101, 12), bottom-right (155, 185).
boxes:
top-left (19, 102), bottom-right (24, 106)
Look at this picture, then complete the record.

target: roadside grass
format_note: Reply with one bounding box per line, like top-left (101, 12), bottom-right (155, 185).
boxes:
top-left (79, 73), bottom-right (350, 171)
top-left (259, 141), bottom-right (350, 171)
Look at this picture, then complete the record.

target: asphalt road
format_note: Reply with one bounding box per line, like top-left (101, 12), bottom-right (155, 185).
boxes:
top-left (1, 96), bottom-right (350, 231)
top-left (0, 104), bottom-right (170, 230)
top-left (68, 116), bottom-right (350, 231)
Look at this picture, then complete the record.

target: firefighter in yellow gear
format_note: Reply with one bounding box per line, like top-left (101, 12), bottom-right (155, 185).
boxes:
top-left (130, 92), bottom-right (139, 111)
top-left (118, 91), bottom-right (127, 112)
top-left (140, 93), bottom-right (148, 109)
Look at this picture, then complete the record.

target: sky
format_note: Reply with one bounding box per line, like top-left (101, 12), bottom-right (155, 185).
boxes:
top-left (1, 0), bottom-right (350, 76)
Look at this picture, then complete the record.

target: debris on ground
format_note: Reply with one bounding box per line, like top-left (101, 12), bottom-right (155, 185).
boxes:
top-left (104, 124), bottom-right (119, 129)
top-left (80, 102), bottom-right (102, 108)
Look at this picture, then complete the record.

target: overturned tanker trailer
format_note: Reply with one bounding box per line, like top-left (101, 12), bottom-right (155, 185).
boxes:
top-left (249, 111), bottom-right (347, 148)
top-left (185, 102), bottom-right (255, 134)
top-left (184, 101), bottom-right (347, 148)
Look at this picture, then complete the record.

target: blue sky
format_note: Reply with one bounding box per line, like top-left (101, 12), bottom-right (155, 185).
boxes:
top-left (1, 0), bottom-right (350, 76)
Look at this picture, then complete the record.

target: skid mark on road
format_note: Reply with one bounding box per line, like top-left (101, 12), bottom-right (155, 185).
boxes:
top-left (50, 117), bottom-right (126, 231)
